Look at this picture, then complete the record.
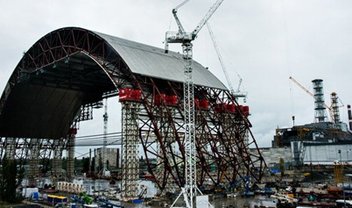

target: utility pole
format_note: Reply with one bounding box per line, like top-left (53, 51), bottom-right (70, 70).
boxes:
top-left (165, 1), bottom-right (224, 207)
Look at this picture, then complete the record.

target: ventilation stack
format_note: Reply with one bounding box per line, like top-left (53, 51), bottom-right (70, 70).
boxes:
top-left (312, 79), bottom-right (327, 123)
top-left (348, 105), bottom-right (352, 131)
top-left (331, 92), bottom-right (341, 128)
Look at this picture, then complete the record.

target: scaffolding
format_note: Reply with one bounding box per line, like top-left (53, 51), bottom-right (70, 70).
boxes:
top-left (29, 138), bottom-right (40, 186)
top-left (121, 102), bottom-right (140, 200)
top-left (52, 138), bottom-right (64, 182)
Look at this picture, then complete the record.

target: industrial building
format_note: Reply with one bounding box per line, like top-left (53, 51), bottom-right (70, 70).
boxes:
top-left (94, 147), bottom-right (120, 169)
top-left (272, 78), bottom-right (352, 166)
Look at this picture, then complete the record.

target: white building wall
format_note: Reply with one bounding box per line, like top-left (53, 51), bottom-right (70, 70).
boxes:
top-left (304, 144), bottom-right (352, 165)
top-left (95, 147), bottom-right (119, 167)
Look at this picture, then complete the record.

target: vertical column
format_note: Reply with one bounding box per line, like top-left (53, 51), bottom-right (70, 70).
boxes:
top-left (348, 105), bottom-right (352, 131)
top-left (5, 137), bottom-right (16, 160)
top-left (0, 138), bottom-right (5, 161)
top-left (28, 138), bottom-right (40, 186)
top-left (331, 92), bottom-right (341, 128)
top-left (94, 148), bottom-right (98, 174)
top-left (67, 128), bottom-right (77, 182)
top-left (52, 139), bottom-right (63, 182)
top-left (182, 42), bottom-right (196, 207)
top-left (312, 79), bottom-right (327, 123)
top-left (121, 102), bottom-right (139, 200)
top-left (103, 98), bottom-right (108, 176)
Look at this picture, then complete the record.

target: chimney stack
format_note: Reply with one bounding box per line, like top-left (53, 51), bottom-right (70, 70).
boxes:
top-left (348, 105), bottom-right (352, 131)
top-left (312, 79), bottom-right (327, 123)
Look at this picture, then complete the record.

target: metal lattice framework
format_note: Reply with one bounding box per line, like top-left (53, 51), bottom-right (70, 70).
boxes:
top-left (131, 81), bottom-right (266, 194)
top-left (0, 27), bottom-right (266, 197)
top-left (121, 102), bottom-right (140, 200)
top-left (0, 137), bottom-right (70, 183)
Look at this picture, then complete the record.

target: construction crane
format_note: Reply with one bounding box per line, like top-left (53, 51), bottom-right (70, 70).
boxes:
top-left (289, 76), bottom-right (333, 122)
top-left (206, 22), bottom-right (247, 102)
top-left (165, 1), bottom-right (224, 207)
top-left (289, 76), bottom-right (314, 97)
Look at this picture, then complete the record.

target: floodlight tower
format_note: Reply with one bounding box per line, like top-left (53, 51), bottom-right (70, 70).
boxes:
top-left (165, 0), bottom-right (224, 207)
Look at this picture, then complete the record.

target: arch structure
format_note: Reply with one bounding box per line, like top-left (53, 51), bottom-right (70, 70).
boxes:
top-left (0, 27), bottom-right (266, 198)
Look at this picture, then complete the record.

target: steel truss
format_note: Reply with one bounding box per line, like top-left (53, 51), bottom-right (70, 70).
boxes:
top-left (130, 80), bottom-right (266, 194)
top-left (121, 102), bottom-right (140, 200)
top-left (0, 28), bottom-right (266, 198)
top-left (0, 137), bottom-right (70, 184)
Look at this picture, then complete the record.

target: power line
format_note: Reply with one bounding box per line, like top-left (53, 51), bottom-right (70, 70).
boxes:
top-left (75, 132), bottom-right (122, 140)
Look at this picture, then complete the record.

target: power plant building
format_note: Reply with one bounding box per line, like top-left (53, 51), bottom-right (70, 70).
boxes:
top-left (272, 79), bottom-right (352, 166)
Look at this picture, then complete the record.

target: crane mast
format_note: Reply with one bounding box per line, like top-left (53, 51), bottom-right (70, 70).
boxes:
top-left (165, 1), bottom-right (224, 207)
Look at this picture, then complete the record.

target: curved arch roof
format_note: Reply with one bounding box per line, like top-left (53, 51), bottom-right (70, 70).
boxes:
top-left (0, 27), bottom-right (227, 139)
top-left (95, 31), bottom-right (226, 90)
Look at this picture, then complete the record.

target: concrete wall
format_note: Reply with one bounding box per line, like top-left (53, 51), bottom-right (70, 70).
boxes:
top-left (251, 147), bottom-right (293, 167)
top-left (303, 144), bottom-right (352, 165)
top-left (94, 147), bottom-right (119, 168)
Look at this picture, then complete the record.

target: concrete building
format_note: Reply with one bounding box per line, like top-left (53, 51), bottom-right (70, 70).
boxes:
top-left (94, 147), bottom-right (120, 169)
top-left (303, 143), bottom-right (352, 165)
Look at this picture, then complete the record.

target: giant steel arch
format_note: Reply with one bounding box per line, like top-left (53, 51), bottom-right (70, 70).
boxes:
top-left (0, 27), bottom-right (266, 199)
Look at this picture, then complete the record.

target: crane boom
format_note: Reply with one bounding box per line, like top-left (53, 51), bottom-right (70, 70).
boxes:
top-left (207, 22), bottom-right (247, 102)
top-left (172, 0), bottom-right (190, 33)
top-left (289, 76), bottom-right (333, 121)
top-left (174, 0), bottom-right (190, 11)
top-left (289, 76), bottom-right (314, 97)
top-left (237, 75), bottom-right (243, 92)
top-left (206, 22), bottom-right (235, 95)
top-left (192, 0), bottom-right (225, 36)
top-left (165, 0), bottom-right (225, 49)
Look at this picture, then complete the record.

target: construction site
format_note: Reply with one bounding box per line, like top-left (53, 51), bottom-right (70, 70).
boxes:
top-left (2, 1), bottom-right (352, 208)
top-left (0, 1), bottom-right (268, 206)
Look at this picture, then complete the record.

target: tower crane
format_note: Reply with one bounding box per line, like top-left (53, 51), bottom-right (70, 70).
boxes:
top-left (165, 1), bottom-right (224, 207)
top-left (206, 22), bottom-right (247, 102)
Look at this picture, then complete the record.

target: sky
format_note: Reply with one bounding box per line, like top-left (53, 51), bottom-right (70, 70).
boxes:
top-left (0, 0), bottom-right (352, 154)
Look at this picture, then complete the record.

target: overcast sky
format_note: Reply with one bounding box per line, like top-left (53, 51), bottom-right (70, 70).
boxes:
top-left (1, 0), bottom-right (352, 154)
